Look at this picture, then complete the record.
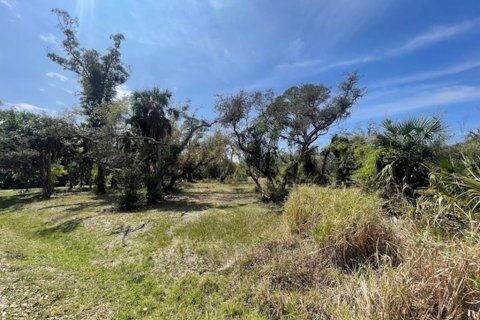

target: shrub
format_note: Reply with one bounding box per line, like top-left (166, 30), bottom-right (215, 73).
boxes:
top-left (423, 156), bottom-right (480, 231)
top-left (145, 173), bottom-right (162, 204)
top-left (117, 169), bottom-right (142, 210)
top-left (284, 186), bottom-right (399, 269)
top-left (374, 117), bottom-right (446, 198)
top-left (353, 144), bottom-right (380, 191)
top-left (259, 182), bottom-right (288, 203)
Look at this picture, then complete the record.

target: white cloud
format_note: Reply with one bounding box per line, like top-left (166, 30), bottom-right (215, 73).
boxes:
top-left (355, 85), bottom-right (480, 120)
top-left (4, 102), bottom-right (48, 113)
top-left (1, 0), bottom-right (12, 9)
top-left (372, 60), bottom-right (480, 88)
top-left (56, 101), bottom-right (65, 107)
top-left (46, 72), bottom-right (68, 82)
top-left (39, 33), bottom-right (58, 45)
top-left (1, 0), bottom-right (21, 19)
top-left (115, 84), bottom-right (132, 99)
top-left (316, 55), bottom-right (378, 72)
top-left (278, 19), bottom-right (478, 73)
top-left (388, 19), bottom-right (478, 55)
top-left (276, 58), bottom-right (324, 70)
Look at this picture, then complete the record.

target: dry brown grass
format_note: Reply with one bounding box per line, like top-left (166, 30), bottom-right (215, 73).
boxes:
top-left (238, 187), bottom-right (480, 319)
top-left (285, 186), bottom-right (400, 270)
top-left (341, 226), bottom-right (480, 319)
top-left (241, 236), bottom-right (333, 291)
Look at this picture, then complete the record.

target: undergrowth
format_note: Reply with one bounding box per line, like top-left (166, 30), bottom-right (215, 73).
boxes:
top-left (1, 183), bottom-right (479, 319)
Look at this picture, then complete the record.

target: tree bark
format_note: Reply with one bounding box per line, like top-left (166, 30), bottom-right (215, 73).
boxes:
top-left (155, 142), bottom-right (163, 200)
top-left (41, 150), bottom-right (53, 199)
top-left (79, 172), bottom-right (84, 190)
top-left (96, 161), bottom-right (106, 195)
top-left (68, 176), bottom-right (73, 191)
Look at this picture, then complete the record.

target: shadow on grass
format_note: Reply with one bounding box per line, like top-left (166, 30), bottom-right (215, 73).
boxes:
top-left (36, 217), bottom-right (84, 236)
top-left (159, 198), bottom-right (214, 213)
top-left (43, 197), bottom-right (112, 214)
top-left (114, 198), bottom-right (215, 215)
top-left (215, 202), bottom-right (252, 210)
top-left (0, 192), bottom-right (43, 212)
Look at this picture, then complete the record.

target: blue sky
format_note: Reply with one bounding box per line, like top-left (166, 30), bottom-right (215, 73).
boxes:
top-left (1, 0), bottom-right (479, 140)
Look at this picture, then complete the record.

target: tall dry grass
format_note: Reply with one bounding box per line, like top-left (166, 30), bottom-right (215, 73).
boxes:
top-left (239, 186), bottom-right (480, 319)
top-left (285, 186), bottom-right (399, 270)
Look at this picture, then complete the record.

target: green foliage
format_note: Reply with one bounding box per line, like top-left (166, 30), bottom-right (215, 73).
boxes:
top-left (126, 87), bottom-right (218, 200)
top-left (47, 9), bottom-right (130, 195)
top-left (420, 155), bottom-right (480, 232)
top-left (375, 117), bottom-right (446, 198)
top-left (117, 169), bottom-right (143, 210)
top-left (353, 143), bottom-right (380, 190)
top-left (51, 164), bottom-right (68, 183)
top-left (145, 173), bottom-right (162, 204)
top-left (260, 181), bottom-right (288, 203)
top-left (130, 87), bottom-right (175, 142)
top-left (0, 108), bottom-right (75, 197)
top-left (48, 9), bottom-right (129, 128)
top-left (216, 74), bottom-right (364, 201)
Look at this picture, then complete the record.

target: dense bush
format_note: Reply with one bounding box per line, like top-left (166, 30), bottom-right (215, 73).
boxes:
top-left (419, 155), bottom-right (480, 232)
top-left (375, 117), bottom-right (446, 198)
top-left (117, 169), bottom-right (143, 210)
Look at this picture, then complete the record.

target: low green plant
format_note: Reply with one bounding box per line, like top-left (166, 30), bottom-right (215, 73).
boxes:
top-left (419, 155), bottom-right (480, 233)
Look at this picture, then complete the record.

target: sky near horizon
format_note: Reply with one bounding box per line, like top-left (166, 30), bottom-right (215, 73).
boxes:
top-left (1, 0), bottom-right (479, 140)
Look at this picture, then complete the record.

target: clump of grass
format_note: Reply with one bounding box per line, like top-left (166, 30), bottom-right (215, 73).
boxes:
top-left (251, 287), bottom-right (332, 320)
top-left (284, 186), bottom-right (399, 269)
top-left (402, 234), bottom-right (480, 319)
top-left (241, 236), bottom-right (333, 291)
top-left (341, 227), bottom-right (480, 319)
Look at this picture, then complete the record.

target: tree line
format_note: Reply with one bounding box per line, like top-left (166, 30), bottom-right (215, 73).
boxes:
top-left (1, 10), bottom-right (479, 222)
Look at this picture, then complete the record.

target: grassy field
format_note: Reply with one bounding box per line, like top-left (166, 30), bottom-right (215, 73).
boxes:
top-left (0, 182), bottom-right (282, 319)
top-left (1, 182), bottom-right (479, 319)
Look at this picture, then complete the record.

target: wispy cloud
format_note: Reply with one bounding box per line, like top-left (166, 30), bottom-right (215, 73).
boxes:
top-left (315, 55), bottom-right (379, 72)
top-left (372, 60), bottom-right (480, 88)
top-left (39, 33), bottom-right (58, 46)
top-left (276, 58), bottom-right (325, 70)
top-left (388, 19), bottom-right (478, 55)
top-left (208, 0), bottom-right (237, 10)
top-left (46, 72), bottom-right (68, 82)
top-left (355, 85), bottom-right (480, 119)
top-left (1, 0), bottom-right (21, 19)
top-left (3, 102), bottom-right (47, 113)
top-left (278, 19), bottom-right (479, 72)
top-left (1, 0), bottom-right (12, 9)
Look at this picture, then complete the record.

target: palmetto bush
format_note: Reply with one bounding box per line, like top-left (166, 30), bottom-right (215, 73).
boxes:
top-left (421, 155), bottom-right (480, 232)
top-left (375, 117), bottom-right (445, 198)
